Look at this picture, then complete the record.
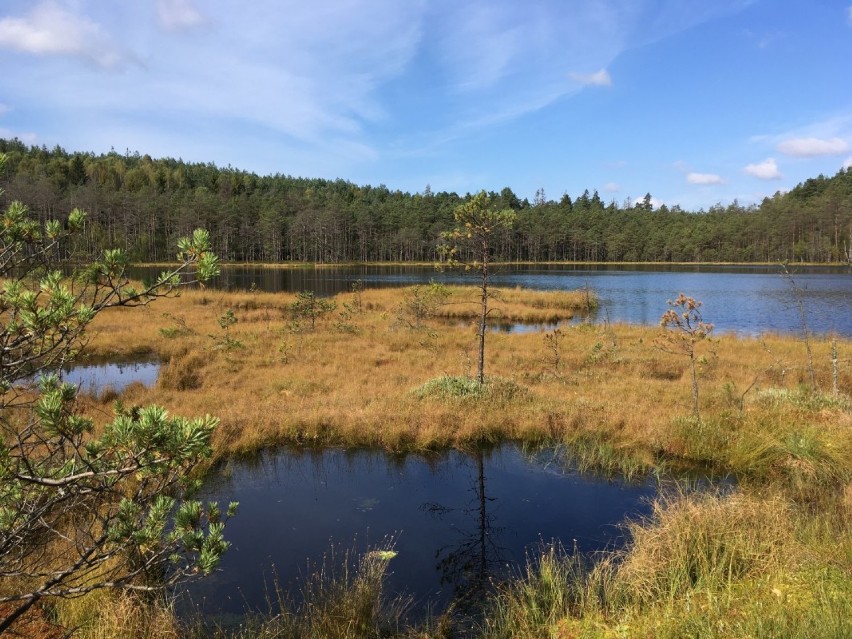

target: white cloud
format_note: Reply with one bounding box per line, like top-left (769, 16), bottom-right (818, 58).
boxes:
top-left (744, 158), bottom-right (782, 180)
top-left (569, 68), bottom-right (612, 87)
top-left (844, 156), bottom-right (852, 169)
top-left (0, 1), bottom-right (124, 68)
top-left (631, 194), bottom-right (665, 209)
top-left (687, 172), bottom-right (724, 185)
top-left (603, 181), bottom-right (620, 192)
top-left (156, 0), bottom-right (205, 32)
top-left (777, 137), bottom-right (849, 158)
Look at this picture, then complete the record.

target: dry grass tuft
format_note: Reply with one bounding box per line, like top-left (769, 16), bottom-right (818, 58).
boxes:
top-left (50, 590), bottom-right (183, 639)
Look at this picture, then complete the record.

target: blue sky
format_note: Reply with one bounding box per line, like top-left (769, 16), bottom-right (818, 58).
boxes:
top-left (1, 1), bottom-right (850, 210)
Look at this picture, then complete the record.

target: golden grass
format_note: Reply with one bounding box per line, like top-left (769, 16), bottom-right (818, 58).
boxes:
top-left (51, 590), bottom-right (183, 639)
top-left (77, 285), bottom-right (852, 484)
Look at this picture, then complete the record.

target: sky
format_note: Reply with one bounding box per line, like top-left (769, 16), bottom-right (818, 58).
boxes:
top-left (0, 0), bottom-right (851, 210)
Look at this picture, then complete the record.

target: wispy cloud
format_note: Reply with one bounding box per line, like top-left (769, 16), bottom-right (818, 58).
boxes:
top-left (569, 69), bottom-right (612, 87)
top-left (0, 1), bottom-right (125, 68)
top-left (753, 113), bottom-right (852, 154)
top-left (0, 0), bottom-right (765, 188)
top-left (603, 181), bottom-right (620, 193)
top-left (742, 28), bottom-right (785, 49)
top-left (744, 158), bottom-right (782, 180)
top-left (848, 5), bottom-right (852, 25)
top-left (156, 0), bottom-right (206, 32)
top-left (844, 156), bottom-right (852, 169)
top-left (777, 137), bottom-right (849, 158)
top-left (439, 2), bottom-right (524, 92)
top-left (3, 0), bottom-right (426, 148)
top-left (687, 172), bottom-right (724, 185)
top-left (415, 1), bottom-right (747, 150)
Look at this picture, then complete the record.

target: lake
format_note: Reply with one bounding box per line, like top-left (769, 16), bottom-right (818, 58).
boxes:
top-left (133, 263), bottom-right (852, 336)
top-left (181, 445), bottom-right (663, 624)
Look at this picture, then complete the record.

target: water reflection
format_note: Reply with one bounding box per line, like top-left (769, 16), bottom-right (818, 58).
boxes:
top-left (427, 450), bottom-right (504, 614)
top-left (182, 445), bottom-right (658, 623)
top-left (62, 360), bottom-right (160, 395)
top-left (27, 359), bottom-right (161, 395)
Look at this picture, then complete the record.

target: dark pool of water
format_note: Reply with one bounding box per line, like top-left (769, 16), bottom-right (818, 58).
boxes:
top-left (182, 446), bottom-right (659, 623)
top-left (132, 264), bottom-right (852, 336)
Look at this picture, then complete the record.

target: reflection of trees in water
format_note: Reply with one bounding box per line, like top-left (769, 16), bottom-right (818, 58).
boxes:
top-left (421, 449), bottom-right (506, 614)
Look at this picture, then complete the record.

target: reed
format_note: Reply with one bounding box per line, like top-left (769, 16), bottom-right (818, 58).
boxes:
top-left (198, 542), bottom-right (410, 639)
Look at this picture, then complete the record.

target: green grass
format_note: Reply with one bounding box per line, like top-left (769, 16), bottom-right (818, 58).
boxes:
top-left (413, 375), bottom-right (527, 403)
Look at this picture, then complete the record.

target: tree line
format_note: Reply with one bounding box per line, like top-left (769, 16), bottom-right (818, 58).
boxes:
top-left (1, 138), bottom-right (851, 264)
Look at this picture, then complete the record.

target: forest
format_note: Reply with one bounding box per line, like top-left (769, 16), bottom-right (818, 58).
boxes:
top-left (1, 137), bottom-right (851, 265)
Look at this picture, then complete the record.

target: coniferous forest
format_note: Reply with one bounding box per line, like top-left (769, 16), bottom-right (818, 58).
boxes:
top-left (2, 137), bottom-right (851, 265)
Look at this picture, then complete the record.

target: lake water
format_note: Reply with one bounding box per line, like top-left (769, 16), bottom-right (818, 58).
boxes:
top-left (182, 446), bottom-right (661, 623)
top-left (134, 264), bottom-right (852, 336)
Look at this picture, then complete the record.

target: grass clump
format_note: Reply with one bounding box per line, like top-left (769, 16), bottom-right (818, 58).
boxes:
top-left (730, 422), bottom-right (852, 494)
top-left (479, 488), bottom-right (852, 639)
top-left (477, 544), bottom-right (591, 638)
top-left (413, 375), bottom-right (527, 403)
top-left (51, 590), bottom-right (183, 639)
top-left (414, 375), bottom-right (486, 400)
top-left (557, 432), bottom-right (655, 481)
top-left (755, 386), bottom-right (850, 411)
top-left (204, 543), bottom-right (409, 639)
top-left (611, 490), bottom-right (791, 602)
top-left (158, 350), bottom-right (205, 391)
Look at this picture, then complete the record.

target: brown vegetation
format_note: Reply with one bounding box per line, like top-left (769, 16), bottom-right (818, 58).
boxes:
top-left (78, 285), bottom-right (851, 484)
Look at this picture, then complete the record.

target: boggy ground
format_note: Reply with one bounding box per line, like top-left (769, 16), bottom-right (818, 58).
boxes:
top-left (83, 285), bottom-right (849, 476)
top-left (68, 284), bottom-right (851, 638)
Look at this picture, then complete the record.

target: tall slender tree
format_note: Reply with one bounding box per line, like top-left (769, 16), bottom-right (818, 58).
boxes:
top-left (439, 192), bottom-right (516, 384)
